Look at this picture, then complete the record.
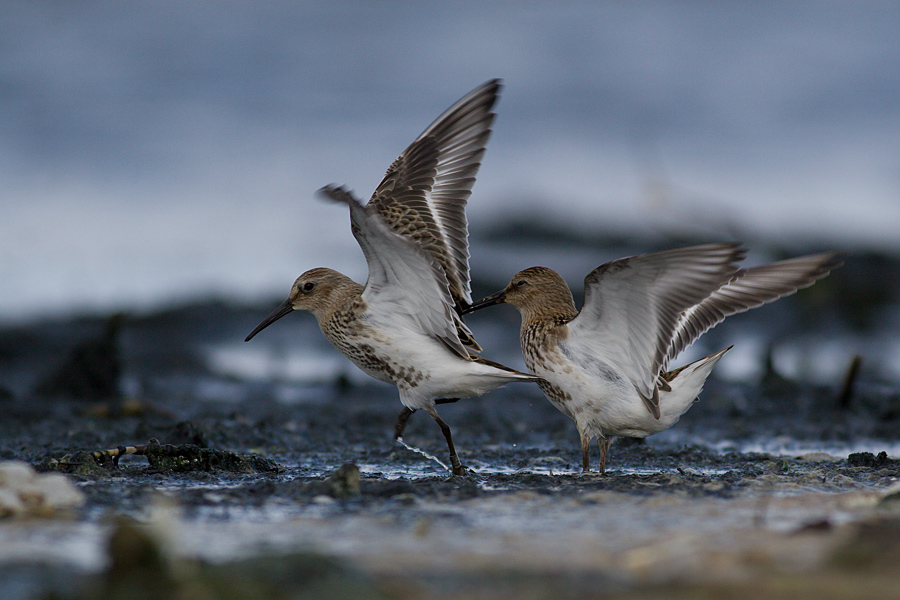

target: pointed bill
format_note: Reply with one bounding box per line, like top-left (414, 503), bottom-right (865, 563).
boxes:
top-left (462, 289), bottom-right (507, 314)
top-left (245, 298), bottom-right (293, 341)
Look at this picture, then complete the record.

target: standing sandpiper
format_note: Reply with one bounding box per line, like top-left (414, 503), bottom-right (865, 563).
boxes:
top-left (246, 80), bottom-right (541, 475)
top-left (465, 244), bottom-right (842, 473)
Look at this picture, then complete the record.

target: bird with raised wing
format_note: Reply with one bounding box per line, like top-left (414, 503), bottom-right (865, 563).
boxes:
top-left (465, 244), bottom-right (842, 473)
top-left (245, 80), bottom-right (541, 475)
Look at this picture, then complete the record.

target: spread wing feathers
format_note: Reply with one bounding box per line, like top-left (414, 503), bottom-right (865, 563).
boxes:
top-left (367, 79), bottom-right (501, 311)
top-left (319, 185), bottom-right (475, 360)
top-left (566, 243), bottom-right (745, 418)
top-left (666, 252), bottom-right (843, 364)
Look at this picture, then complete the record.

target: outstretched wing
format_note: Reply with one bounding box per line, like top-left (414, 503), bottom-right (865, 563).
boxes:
top-left (320, 185), bottom-right (474, 360)
top-left (367, 79), bottom-right (501, 311)
top-left (565, 244), bottom-right (744, 418)
top-left (665, 252), bottom-right (843, 363)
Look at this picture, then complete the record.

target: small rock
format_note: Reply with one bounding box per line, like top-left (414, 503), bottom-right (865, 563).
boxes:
top-left (324, 463), bottom-right (361, 498)
top-left (298, 464), bottom-right (363, 501)
top-left (0, 460), bottom-right (84, 517)
top-left (848, 451), bottom-right (893, 468)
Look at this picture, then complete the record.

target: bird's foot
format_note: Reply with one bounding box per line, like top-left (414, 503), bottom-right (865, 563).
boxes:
top-left (449, 454), bottom-right (467, 477)
top-left (580, 466), bottom-right (607, 476)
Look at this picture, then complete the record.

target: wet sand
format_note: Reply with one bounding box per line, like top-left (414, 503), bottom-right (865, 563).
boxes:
top-left (1, 366), bottom-right (899, 599)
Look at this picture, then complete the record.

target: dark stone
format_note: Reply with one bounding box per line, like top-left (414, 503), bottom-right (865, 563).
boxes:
top-left (848, 451), bottom-right (894, 468)
top-left (144, 440), bottom-right (280, 474)
top-left (33, 313), bottom-right (124, 401)
top-left (168, 420), bottom-right (210, 448)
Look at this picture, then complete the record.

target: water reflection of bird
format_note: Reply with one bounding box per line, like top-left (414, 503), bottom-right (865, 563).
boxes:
top-left (466, 244), bottom-right (842, 472)
top-left (245, 80), bottom-right (541, 475)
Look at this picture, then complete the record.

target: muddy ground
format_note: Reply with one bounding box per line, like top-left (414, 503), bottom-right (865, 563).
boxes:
top-left (1, 250), bottom-right (899, 600)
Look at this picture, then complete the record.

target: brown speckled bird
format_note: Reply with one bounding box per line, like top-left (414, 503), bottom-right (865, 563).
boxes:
top-left (246, 80), bottom-right (541, 475)
top-left (466, 244), bottom-right (842, 473)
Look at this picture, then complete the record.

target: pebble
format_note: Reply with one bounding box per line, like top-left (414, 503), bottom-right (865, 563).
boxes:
top-left (0, 460), bottom-right (84, 517)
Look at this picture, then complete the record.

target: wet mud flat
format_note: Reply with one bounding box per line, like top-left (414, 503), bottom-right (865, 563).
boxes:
top-left (1, 373), bottom-right (899, 600)
top-left (1, 251), bottom-right (899, 599)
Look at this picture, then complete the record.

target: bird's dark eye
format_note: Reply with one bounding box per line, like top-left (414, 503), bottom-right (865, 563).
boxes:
top-left (515, 280), bottom-right (528, 288)
top-left (302, 282), bottom-right (316, 292)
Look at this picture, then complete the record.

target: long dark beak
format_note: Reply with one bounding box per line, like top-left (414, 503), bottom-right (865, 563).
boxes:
top-left (461, 289), bottom-right (506, 314)
top-left (245, 299), bottom-right (293, 341)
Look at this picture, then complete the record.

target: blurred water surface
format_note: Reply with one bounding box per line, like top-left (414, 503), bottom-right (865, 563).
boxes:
top-left (2, 1), bottom-right (899, 320)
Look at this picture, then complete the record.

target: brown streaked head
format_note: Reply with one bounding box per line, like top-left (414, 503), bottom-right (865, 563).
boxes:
top-left (245, 267), bottom-right (362, 341)
top-left (464, 266), bottom-right (577, 321)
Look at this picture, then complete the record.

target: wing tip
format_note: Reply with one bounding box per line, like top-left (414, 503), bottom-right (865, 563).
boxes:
top-left (317, 184), bottom-right (362, 207)
top-left (636, 385), bottom-right (661, 420)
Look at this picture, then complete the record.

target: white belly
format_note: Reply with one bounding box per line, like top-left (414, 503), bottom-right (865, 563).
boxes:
top-left (528, 349), bottom-right (675, 439)
top-left (324, 319), bottom-right (523, 410)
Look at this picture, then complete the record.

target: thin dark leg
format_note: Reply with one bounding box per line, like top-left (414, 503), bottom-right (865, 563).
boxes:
top-left (426, 406), bottom-right (465, 476)
top-left (394, 407), bottom-right (415, 440)
top-left (580, 433), bottom-right (591, 472)
top-left (597, 437), bottom-right (610, 475)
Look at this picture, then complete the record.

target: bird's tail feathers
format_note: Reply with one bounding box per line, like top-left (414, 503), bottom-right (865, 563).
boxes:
top-left (659, 346), bottom-right (730, 420)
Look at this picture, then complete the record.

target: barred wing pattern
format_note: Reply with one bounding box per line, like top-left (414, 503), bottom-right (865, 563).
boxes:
top-left (367, 79), bottom-right (501, 311)
top-left (665, 252), bottom-right (843, 364)
top-left (566, 244), bottom-right (744, 418)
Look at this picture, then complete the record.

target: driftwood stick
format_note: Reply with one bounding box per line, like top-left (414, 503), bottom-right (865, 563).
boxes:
top-left (88, 438), bottom-right (159, 465)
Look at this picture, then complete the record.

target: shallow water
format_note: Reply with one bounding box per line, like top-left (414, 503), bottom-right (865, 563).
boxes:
top-left (3, 341), bottom-right (899, 599)
top-left (1, 448), bottom-right (897, 600)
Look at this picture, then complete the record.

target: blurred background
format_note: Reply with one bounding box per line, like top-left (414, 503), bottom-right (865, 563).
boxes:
top-left (2, 2), bottom-right (899, 391)
top-left (3, 8), bottom-right (899, 595)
